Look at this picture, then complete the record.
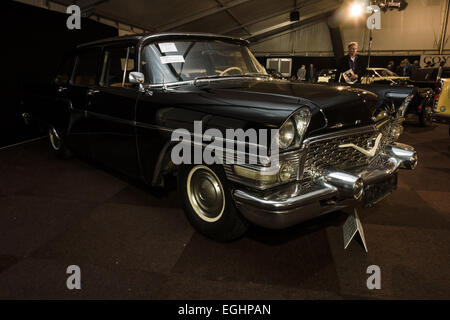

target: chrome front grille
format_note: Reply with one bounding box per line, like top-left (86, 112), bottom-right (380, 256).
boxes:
top-left (224, 123), bottom-right (399, 191)
top-left (302, 126), bottom-right (390, 177)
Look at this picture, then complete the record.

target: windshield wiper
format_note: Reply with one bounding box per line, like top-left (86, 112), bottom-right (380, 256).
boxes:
top-left (193, 72), bottom-right (269, 85)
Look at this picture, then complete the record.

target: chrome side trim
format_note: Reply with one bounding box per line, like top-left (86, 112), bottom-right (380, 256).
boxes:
top-left (87, 110), bottom-right (135, 126)
top-left (385, 92), bottom-right (409, 99)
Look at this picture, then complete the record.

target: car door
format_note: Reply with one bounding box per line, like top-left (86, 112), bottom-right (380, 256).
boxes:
top-left (65, 46), bottom-right (103, 158)
top-left (85, 44), bottom-right (141, 178)
top-left (38, 52), bottom-right (76, 134)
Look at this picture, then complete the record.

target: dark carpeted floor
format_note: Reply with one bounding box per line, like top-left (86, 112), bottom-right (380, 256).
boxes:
top-left (0, 121), bottom-right (449, 299)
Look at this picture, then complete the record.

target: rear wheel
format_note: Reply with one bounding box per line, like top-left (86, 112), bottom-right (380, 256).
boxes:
top-left (48, 127), bottom-right (71, 159)
top-left (178, 164), bottom-right (248, 242)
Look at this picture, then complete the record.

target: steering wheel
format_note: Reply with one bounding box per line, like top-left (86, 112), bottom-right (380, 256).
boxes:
top-left (219, 66), bottom-right (243, 76)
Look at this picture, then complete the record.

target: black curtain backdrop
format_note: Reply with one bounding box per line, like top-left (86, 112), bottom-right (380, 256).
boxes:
top-left (0, 1), bottom-right (118, 147)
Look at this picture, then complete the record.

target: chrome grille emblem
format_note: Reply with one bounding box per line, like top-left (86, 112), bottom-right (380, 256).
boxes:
top-left (338, 133), bottom-right (382, 158)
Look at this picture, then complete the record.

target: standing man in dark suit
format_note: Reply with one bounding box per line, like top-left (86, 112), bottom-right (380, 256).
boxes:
top-left (338, 41), bottom-right (365, 83)
top-left (308, 64), bottom-right (317, 83)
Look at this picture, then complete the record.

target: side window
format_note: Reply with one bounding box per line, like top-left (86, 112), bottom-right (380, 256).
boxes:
top-left (73, 48), bottom-right (101, 86)
top-left (100, 46), bottom-right (135, 88)
top-left (55, 55), bottom-right (75, 84)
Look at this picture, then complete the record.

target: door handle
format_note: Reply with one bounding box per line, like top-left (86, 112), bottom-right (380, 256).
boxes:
top-left (57, 86), bottom-right (67, 93)
top-left (87, 89), bottom-right (100, 96)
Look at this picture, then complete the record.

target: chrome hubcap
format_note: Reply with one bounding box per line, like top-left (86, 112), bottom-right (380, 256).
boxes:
top-left (187, 166), bottom-right (225, 222)
top-left (49, 128), bottom-right (61, 151)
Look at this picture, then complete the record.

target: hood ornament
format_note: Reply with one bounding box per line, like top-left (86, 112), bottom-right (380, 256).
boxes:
top-left (339, 133), bottom-right (382, 158)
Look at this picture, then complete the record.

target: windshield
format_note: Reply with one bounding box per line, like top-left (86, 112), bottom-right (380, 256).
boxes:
top-left (140, 40), bottom-right (267, 84)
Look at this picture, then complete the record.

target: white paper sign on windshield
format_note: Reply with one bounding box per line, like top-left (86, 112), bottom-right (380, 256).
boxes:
top-left (160, 55), bottom-right (185, 64)
top-left (159, 43), bottom-right (178, 53)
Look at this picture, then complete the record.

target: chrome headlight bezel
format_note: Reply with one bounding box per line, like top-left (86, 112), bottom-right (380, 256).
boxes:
top-left (278, 119), bottom-right (296, 149)
top-left (293, 107), bottom-right (312, 145)
top-left (277, 106), bottom-right (312, 151)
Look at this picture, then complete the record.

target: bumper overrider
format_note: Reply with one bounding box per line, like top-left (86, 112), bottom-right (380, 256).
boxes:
top-left (232, 142), bottom-right (417, 229)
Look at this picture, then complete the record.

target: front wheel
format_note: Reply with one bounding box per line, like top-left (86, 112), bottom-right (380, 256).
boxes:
top-left (178, 165), bottom-right (248, 242)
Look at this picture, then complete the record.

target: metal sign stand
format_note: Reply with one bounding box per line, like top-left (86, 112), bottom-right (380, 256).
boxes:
top-left (343, 208), bottom-right (368, 252)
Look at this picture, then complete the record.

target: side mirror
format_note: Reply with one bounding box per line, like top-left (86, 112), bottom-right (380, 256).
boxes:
top-left (129, 72), bottom-right (145, 92)
top-left (129, 71), bottom-right (145, 84)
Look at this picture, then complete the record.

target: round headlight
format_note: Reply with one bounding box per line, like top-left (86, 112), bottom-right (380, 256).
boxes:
top-left (279, 162), bottom-right (295, 182)
top-left (278, 120), bottom-right (295, 149)
top-left (294, 107), bottom-right (311, 137)
top-left (440, 106), bottom-right (446, 112)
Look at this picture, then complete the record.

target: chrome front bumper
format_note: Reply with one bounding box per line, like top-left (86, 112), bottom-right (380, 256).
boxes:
top-left (233, 142), bottom-right (417, 229)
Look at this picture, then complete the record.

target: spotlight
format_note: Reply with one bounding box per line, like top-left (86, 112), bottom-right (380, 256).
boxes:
top-left (349, 2), bottom-right (364, 17)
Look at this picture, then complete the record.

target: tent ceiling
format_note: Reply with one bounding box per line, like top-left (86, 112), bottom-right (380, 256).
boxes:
top-left (54, 0), bottom-right (342, 41)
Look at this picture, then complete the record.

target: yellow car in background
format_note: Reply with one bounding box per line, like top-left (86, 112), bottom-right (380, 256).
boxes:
top-left (433, 67), bottom-right (450, 134)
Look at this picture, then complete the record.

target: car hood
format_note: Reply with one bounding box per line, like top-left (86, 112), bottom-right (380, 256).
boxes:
top-left (147, 79), bottom-right (379, 134)
top-left (201, 79), bottom-right (378, 132)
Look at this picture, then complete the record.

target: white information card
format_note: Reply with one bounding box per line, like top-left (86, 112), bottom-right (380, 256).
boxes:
top-left (343, 208), bottom-right (368, 252)
top-left (159, 42), bottom-right (178, 53)
top-left (160, 55), bottom-right (185, 64)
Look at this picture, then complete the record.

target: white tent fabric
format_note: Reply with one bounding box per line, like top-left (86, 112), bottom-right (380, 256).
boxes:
top-left (251, 0), bottom-right (449, 56)
top-left (341, 0), bottom-right (449, 54)
top-left (250, 21), bottom-right (334, 56)
top-left (14, 0), bottom-right (450, 56)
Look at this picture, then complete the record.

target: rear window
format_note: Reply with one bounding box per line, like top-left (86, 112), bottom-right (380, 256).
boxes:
top-left (55, 55), bottom-right (76, 84)
top-left (73, 48), bottom-right (102, 86)
top-left (99, 46), bottom-right (135, 87)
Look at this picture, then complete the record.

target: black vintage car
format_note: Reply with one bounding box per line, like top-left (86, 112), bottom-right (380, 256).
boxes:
top-left (23, 33), bottom-right (417, 241)
top-left (336, 70), bottom-right (434, 126)
top-left (350, 82), bottom-right (434, 126)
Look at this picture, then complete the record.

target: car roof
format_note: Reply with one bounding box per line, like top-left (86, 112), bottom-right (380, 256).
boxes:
top-left (77, 32), bottom-right (249, 49)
